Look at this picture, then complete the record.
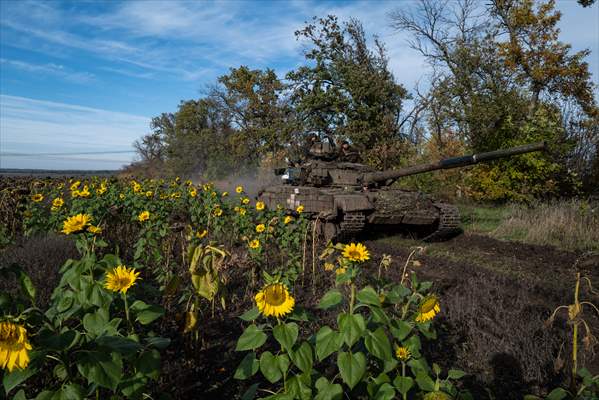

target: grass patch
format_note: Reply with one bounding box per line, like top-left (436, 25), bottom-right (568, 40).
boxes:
top-left (458, 200), bottom-right (599, 252)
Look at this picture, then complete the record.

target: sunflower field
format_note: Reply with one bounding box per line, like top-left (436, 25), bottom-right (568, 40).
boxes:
top-left (1, 176), bottom-right (595, 399)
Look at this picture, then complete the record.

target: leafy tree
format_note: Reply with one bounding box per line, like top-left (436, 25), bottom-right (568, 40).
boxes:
top-left (210, 66), bottom-right (297, 164)
top-left (287, 16), bottom-right (408, 154)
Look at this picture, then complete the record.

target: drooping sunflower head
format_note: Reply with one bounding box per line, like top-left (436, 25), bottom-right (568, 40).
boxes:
top-left (236, 185), bottom-right (244, 194)
top-left (256, 224), bottom-right (266, 233)
top-left (31, 193), bottom-right (44, 202)
top-left (284, 216), bottom-right (293, 224)
top-left (395, 346), bottom-right (411, 361)
top-left (255, 283), bottom-right (295, 318)
top-left (196, 229), bottom-right (208, 239)
top-left (0, 321), bottom-right (32, 372)
top-left (87, 225), bottom-right (102, 234)
top-left (104, 265), bottom-right (140, 294)
top-left (256, 201), bottom-right (265, 211)
top-left (138, 211), bottom-right (150, 222)
top-left (415, 295), bottom-right (441, 323)
top-left (342, 243), bottom-right (370, 262)
top-left (249, 239), bottom-right (260, 249)
top-left (296, 205), bottom-right (304, 213)
top-left (61, 213), bottom-right (92, 234)
top-left (222, 191), bottom-right (229, 197)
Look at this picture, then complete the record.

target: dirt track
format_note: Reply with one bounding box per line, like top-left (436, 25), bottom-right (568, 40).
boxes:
top-left (367, 233), bottom-right (599, 399)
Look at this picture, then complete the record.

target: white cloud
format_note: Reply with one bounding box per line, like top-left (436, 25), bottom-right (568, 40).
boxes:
top-left (0, 58), bottom-right (95, 84)
top-left (0, 95), bottom-right (150, 170)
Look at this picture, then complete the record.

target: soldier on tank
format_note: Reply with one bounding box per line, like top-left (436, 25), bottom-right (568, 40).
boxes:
top-left (338, 140), bottom-right (362, 163)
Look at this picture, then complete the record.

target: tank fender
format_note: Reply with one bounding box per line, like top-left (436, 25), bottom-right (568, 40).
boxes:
top-left (333, 195), bottom-right (373, 212)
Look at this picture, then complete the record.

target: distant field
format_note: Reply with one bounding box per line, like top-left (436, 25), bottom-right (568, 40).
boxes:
top-left (0, 168), bottom-right (117, 177)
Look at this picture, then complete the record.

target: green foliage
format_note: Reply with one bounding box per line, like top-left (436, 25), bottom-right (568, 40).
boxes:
top-left (234, 243), bottom-right (468, 399)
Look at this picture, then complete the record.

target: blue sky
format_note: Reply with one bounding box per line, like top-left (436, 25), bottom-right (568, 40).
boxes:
top-left (1, 0), bottom-right (597, 170)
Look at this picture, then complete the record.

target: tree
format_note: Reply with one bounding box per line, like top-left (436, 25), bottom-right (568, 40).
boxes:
top-left (210, 66), bottom-right (297, 164)
top-left (287, 16), bottom-right (408, 152)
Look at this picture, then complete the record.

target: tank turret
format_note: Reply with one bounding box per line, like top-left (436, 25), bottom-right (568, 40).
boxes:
top-left (259, 142), bottom-right (546, 242)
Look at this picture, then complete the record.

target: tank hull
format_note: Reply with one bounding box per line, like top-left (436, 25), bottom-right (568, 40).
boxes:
top-left (258, 185), bottom-right (461, 241)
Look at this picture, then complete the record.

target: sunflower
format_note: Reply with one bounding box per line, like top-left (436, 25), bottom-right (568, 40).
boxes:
top-left (78, 185), bottom-right (91, 198)
top-left (87, 225), bottom-right (102, 234)
top-left (70, 181), bottom-right (80, 191)
top-left (138, 211), bottom-right (150, 222)
top-left (255, 283), bottom-right (295, 318)
top-left (242, 197), bottom-right (250, 205)
top-left (145, 190), bottom-right (153, 198)
top-left (249, 239), bottom-right (260, 249)
top-left (238, 208), bottom-right (247, 216)
top-left (213, 208), bottom-right (223, 217)
top-left (296, 205), bottom-right (304, 213)
top-left (222, 191), bottom-right (229, 197)
top-left (0, 321), bottom-right (32, 372)
top-left (324, 262), bottom-right (335, 271)
top-left (415, 295), bottom-right (441, 323)
top-left (31, 193), bottom-right (44, 202)
top-left (104, 265), bottom-right (140, 294)
top-left (61, 213), bottom-right (92, 234)
top-left (342, 243), bottom-right (370, 262)
top-left (119, 193), bottom-right (126, 200)
top-left (395, 346), bottom-right (411, 361)
top-left (236, 185), bottom-right (244, 193)
top-left (256, 224), bottom-right (266, 233)
top-left (189, 189), bottom-right (197, 197)
top-left (196, 229), bottom-right (208, 239)
top-left (52, 197), bottom-right (64, 208)
top-left (171, 192), bottom-right (181, 199)
top-left (256, 201), bottom-right (265, 211)
top-left (284, 215), bottom-right (293, 224)
top-left (335, 267), bottom-right (347, 275)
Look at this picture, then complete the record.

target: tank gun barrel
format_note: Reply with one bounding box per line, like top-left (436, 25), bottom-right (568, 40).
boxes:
top-left (362, 141), bottom-right (546, 185)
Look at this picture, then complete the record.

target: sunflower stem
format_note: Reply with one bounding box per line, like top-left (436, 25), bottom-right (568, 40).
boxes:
top-left (401, 362), bottom-right (407, 400)
top-left (123, 292), bottom-right (132, 333)
top-left (349, 282), bottom-right (356, 315)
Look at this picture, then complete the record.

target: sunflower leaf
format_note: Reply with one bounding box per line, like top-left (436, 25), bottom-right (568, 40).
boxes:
top-left (290, 342), bottom-right (313, 373)
top-left (260, 351), bottom-right (282, 383)
top-left (236, 325), bottom-right (267, 351)
top-left (273, 322), bottom-right (298, 352)
top-left (315, 326), bottom-right (342, 361)
top-left (337, 351), bottom-right (366, 390)
top-left (356, 286), bottom-right (380, 306)
top-left (318, 289), bottom-right (343, 310)
top-left (234, 352), bottom-right (259, 380)
top-left (239, 307), bottom-right (260, 322)
top-left (338, 313), bottom-right (365, 347)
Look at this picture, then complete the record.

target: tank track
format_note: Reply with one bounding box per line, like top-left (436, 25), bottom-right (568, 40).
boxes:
top-left (338, 212), bottom-right (366, 240)
top-left (422, 203), bottom-right (461, 242)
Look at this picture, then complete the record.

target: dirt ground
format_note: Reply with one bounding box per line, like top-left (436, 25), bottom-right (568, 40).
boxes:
top-left (3, 232), bottom-right (598, 399)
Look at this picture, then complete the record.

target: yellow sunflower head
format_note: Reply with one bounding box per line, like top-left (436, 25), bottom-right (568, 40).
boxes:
top-left (296, 205), bottom-right (304, 213)
top-left (145, 190), bottom-right (153, 198)
top-left (415, 295), bottom-right (441, 323)
top-left (61, 213), bottom-right (92, 234)
top-left (31, 194), bottom-right (44, 202)
top-left (236, 185), bottom-right (244, 194)
top-left (256, 201), bottom-right (265, 211)
top-left (70, 181), bottom-right (80, 191)
top-left (324, 262), bottom-right (335, 271)
top-left (213, 207), bottom-right (223, 217)
top-left (335, 267), bottom-right (347, 275)
top-left (395, 346), bottom-right (411, 361)
top-left (242, 197), bottom-right (250, 205)
top-left (138, 211), bottom-right (150, 222)
top-left (104, 265), bottom-right (140, 294)
top-left (78, 186), bottom-right (91, 198)
top-left (256, 224), bottom-right (266, 233)
top-left (284, 216), bottom-right (293, 224)
top-left (189, 189), bottom-right (197, 197)
top-left (239, 208), bottom-right (247, 216)
top-left (342, 243), bottom-right (370, 262)
top-left (249, 239), bottom-right (260, 249)
top-left (222, 191), bottom-right (229, 197)
top-left (0, 321), bottom-right (32, 372)
top-left (254, 283), bottom-right (295, 318)
top-left (52, 197), bottom-right (64, 208)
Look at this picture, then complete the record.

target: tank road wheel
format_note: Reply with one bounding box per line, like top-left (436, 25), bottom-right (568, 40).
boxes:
top-left (422, 203), bottom-right (462, 242)
top-left (317, 221), bottom-right (339, 243)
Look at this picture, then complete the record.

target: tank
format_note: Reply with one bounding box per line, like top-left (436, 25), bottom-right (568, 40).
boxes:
top-left (258, 141), bottom-right (546, 242)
